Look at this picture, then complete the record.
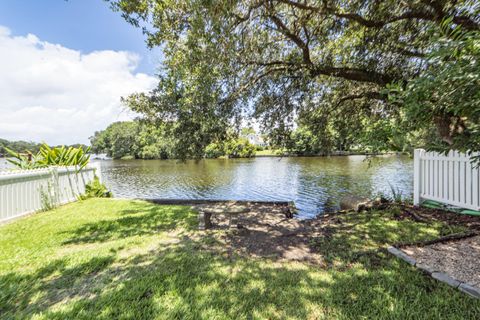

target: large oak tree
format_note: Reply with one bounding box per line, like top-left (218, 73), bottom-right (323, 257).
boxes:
top-left (107, 0), bottom-right (479, 157)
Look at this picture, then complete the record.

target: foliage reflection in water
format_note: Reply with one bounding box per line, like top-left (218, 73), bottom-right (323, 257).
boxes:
top-left (94, 155), bottom-right (413, 219)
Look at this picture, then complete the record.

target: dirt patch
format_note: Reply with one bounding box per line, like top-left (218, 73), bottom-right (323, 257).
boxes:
top-left (191, 201), bottom-right (324, 264)
top-left (180, 200), bottom-right (480, 269)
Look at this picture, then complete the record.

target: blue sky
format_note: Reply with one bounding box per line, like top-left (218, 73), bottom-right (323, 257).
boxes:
top-left (0, 0), bottom-right (159, 144)
top-left (0, 0), bottom-right (159, 74)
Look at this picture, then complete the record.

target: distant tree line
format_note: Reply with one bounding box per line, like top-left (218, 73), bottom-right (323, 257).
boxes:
top-left (90, 118), bottom-right (428, 159)
top-left (0, 139), bottom-right (41, 156)
top-left (0, 138), bottom-right (88, 157)
top-left (89, 121), bottom-right (256, 160)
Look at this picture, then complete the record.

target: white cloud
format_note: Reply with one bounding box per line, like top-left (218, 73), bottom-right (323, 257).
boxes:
top-left (0, 25), bottom-right (157, 145)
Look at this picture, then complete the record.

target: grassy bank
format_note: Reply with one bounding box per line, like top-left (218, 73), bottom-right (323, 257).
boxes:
top-left (254, 149), bottom-right (282, 156)
top-left (253, 149), bottom-right (408, 157)
top-left (0, 199), bottom-right (479, 319)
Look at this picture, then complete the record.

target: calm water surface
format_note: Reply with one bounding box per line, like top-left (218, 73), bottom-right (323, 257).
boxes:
top-left (0, 158), bottom-right (8, 170)
top-left (92, 155), bottom-right (413, 218)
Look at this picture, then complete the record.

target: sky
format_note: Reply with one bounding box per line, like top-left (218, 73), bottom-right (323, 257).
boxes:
top-left (0, 0), bottom-right (160, 145)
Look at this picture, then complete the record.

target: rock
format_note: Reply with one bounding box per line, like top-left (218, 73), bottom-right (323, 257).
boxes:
top-left (373, 196), bottom-right (389, 204)
top-left (432, 272), bottom-right (461, 288)
top-left (459, 283), bottom-right (480, 298)
top-left (339, 195), bottom-right (371, 212)
top-left (415, 263), bottom-right (438, 275)
top-left (387, 246), bottom-right (416, 265)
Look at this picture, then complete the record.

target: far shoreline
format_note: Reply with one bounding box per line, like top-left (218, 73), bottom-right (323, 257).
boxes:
top-left (90, 151), bottom-right (411, 161)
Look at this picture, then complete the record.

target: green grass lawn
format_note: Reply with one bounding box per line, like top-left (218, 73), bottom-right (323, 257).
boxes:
top-left (0, 199), bottom-right (479, 319)
top-left (254, 149), bottom-right (283, 156)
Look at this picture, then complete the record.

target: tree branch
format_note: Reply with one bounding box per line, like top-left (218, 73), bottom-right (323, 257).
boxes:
top-left (335, 91), bottom-right (385, 107)
top-left (312, 67), bottom-right (397, 86)
top-left (267, 13), bottom-right (313, 67)
top-left (275, 0), bottom-right (480, 30)
top-left (233, 1), bottom-right (268, 23)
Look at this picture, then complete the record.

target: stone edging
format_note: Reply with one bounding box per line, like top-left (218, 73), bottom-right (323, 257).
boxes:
top-left (387, 246), bottom-right (480, 299)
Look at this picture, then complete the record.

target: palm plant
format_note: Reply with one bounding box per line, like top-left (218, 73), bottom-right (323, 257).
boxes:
top-left (4, 150), bottom-right (40, 169)
top-left (5, 143), bottom-right (91, 170)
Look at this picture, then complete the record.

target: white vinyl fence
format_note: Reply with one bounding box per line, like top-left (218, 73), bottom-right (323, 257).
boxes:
top-left (414, 149), bottom-right (480, 211)
top-left (0, 164), bottom-right (100, 223)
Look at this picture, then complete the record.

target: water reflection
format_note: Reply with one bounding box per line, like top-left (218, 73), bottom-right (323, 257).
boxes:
top-left (0, 158), bottom-right (9, 170)
top-left (95, 155), bottom-right (413, 218)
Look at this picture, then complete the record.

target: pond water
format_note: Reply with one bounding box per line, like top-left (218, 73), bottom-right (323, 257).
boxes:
top-left (0, 158), bottom-right (8, 170)
top-left (92, 155), bottom-right (413, 219)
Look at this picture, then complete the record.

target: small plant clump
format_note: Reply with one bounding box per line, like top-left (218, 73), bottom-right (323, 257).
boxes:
top-left (79, 176), bottom-right (112, 200)
top-left (39, 182), bottom-right (57, 212)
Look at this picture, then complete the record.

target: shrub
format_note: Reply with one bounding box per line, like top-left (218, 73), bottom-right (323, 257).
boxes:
top-left (6, 143), bottom-right (90, 170)
top-left (79, 176), bottom-right (112, 200)
top-left (204, 143), bottom-right (224, 158)
top-left (204, 138), bottom-right (256, 158)
top-left (224, 138), bottom-right (256, 158)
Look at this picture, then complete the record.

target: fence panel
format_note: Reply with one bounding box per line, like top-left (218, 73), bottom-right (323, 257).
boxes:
top-left (414, 149), bottom-right (480, 210)
top-left (0, 165), bottom-right (97, 223)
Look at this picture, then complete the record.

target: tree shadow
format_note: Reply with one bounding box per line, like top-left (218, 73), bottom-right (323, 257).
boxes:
top-left (62, 203), bottom-right (197, 245)
top-left (309, 210), bottom-right (451, 267)
top-left (3, 234), bottom-right (478, 319)
top-left (0, 255), bottom-right (115, 317)
top-left (3, 205), bottom-right (480, 319)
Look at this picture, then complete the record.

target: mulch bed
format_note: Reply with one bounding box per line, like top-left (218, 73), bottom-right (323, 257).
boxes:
top-left (399, 204), bottom-right (480, 231)
top-left (403, 236), bottom-right (480, 287)
top-left (391, 204), bottom-right (480, 294)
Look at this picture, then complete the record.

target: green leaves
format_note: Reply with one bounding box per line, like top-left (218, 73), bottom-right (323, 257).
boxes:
top-left (204, 138), bottom-right (256, 158)
top-left (79, 176), bottom-right (112, 200)
top-left (5, 147), bottom-right (39, 169)
top-left (90, 121), bottom-right (177, 160)
top-left (6, 143), bottom-right (91, 170)
top-left (107, 1), bottom-right (480, 155)
top-left (389, 27), bottom-right (480, 155)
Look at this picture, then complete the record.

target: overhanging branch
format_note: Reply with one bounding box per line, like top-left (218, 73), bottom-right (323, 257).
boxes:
top-left (275, 0), bottom-right (480, 30)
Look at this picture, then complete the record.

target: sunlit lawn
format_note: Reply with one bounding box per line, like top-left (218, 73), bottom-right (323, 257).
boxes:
top-left (255, 149), bottom-right (283, 156)
top-left (0, 199), bottom-right (479, 319)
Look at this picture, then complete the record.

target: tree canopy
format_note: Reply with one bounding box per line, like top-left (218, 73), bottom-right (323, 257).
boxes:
top-left (0, 139), bottom-right (87, 156)
top-left (107, 0), bottom-right (480, 157)
top-left (0, 139), bottom-right (41, 155)
top-left (90, 120), bottom-right (257, 159)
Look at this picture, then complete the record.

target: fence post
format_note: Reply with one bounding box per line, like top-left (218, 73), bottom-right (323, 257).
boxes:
top-left (413, 149), bottom-right (422, 206)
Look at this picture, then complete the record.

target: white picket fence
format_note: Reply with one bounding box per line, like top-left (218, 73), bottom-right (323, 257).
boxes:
top-left (0, 164), bottom-right (100, 223)
top-left (414, 149), bottom-right (480, 211)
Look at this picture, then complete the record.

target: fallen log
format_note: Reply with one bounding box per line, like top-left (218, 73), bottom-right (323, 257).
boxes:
top-left (397, 231), bottom-right (478, 248)
top-left (401, 207), bottom-right (429, 223)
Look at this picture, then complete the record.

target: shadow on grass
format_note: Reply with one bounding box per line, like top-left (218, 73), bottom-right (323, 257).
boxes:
top-left (311, 209), bottom-right (454, 267)
top-left (2, 205), bottom-right (479, 319)
top-left (0, 255), bottom-right (115, 317)
top-left (62, 203), bottom-right (197, 245)
top-left (2, 234), bottom-right (479, 319)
